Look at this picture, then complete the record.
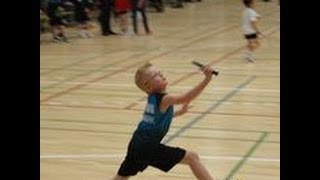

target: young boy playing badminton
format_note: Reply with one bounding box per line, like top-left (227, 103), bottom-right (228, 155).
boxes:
top-left (112, 62), bottom-right (214, 180)
top-left (242, 0), bottom-right (261, 62)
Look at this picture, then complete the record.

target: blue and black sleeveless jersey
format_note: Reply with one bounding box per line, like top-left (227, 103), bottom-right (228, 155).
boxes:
top-left (133, 93), bottom-right (174, 144)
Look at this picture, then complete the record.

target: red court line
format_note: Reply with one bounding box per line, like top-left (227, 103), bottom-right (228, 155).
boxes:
top-left (40, 12), bottom-right (279, 104)
top-left (40, 62), bottom-right (139, 103)
top-left (41, 27), bottom-right (279, 104)
top-left (40, 48), bottom-right (124, 76)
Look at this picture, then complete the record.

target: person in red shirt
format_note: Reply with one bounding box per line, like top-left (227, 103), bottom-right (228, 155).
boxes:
top-left (114, 0), bottom-right (131, 34)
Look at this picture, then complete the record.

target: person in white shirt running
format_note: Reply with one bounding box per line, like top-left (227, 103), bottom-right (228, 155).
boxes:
top-left (242, 0), bottom-right (261, 62)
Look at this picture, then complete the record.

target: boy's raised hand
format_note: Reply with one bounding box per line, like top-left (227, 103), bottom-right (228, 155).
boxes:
top-left (192, 61), bottom-right (219, 76)
top-left (201, 65), bottom-right (214, 80)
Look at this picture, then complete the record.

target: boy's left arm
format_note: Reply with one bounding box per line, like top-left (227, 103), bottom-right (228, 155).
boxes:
top-left (252, 12), bottom-right (261, 34)
top-left (174, 102), bottom-right (189, 117)
top-left (251, 21), bottom-right (261, 35)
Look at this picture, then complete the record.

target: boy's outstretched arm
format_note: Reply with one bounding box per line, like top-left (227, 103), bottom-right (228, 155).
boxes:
top-left (160, 65), bottom-right (213, 112)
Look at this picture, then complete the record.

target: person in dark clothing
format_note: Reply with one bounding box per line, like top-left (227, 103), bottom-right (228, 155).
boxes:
top-left (149, 0), bottom-right (164, 12)
top-left (46, 0), bottom-right (70, 42)
top-left (131, 0), bottom-right (152, 35)
top-left (70, 0), bottom-right (95, 38)
top-left (97, 0), bottom-right (117, 35)
top-left (171, 0), bottom-right (183, 9)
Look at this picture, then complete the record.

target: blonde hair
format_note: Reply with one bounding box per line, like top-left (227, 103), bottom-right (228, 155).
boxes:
top-left (135, 62), bottom-right (153, 92)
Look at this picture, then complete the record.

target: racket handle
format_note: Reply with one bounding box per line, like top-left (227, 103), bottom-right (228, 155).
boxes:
top-left (192, 61), bottom-right (219, 76)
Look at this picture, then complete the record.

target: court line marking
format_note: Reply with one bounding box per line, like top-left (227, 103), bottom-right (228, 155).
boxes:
top-left (40, 7), bottom-right (279, 102)
top-left (40, 103), bottom-right (280, 118)
top-left (40, 81), bottom-right (279, 93)
top-left (40, 27), bottom-right (279, 104)
top-left (40, 66), bottom-right (280, 72)
top-left (40, 27), bottom-right (279, 99)
top-left (224, 132), bottom-right (268, 180)
top-left (163, 76), bottom-right (257, 144)
top-left (40, 154), bottom-right (279, 163)
top-left (40, 117), bottom-right (280, 134)
top-left (43, 100), bottom-right (279, 107)
top-left (40, 25), bottom-right (237, 102)
top-left (40, 51), bottom-right (121, 76)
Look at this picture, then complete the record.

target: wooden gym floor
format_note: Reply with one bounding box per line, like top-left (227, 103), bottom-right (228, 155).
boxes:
top-left (40, 0), bottom-right (280, 179)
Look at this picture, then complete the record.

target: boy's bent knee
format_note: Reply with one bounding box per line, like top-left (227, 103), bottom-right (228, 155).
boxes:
top-left (189, 151), bottom-right (200, 162)
top-left (182, 151), bottom-right (200, 165)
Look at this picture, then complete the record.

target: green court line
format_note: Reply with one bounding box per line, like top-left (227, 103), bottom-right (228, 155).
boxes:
top-left (223, 132), bottom-right (269, 180)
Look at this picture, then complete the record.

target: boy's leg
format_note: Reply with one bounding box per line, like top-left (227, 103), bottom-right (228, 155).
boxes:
top-left (115, 153), bottom-right (148, 179)
top-left (179, 151), bottom-right (213, 180)
top-left (248, 39), bottom-right (256, 51)
top-left (244, 39), bottom-right (258, 62)
top-left (248, 37), bottom-right (260, 51)
top-left (244, 41), bottom-right (253, 60)
top-left (253, 38), bottom-right (260, 50)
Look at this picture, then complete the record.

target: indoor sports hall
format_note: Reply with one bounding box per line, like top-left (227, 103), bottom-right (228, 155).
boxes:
top-left (40, 0), bottom-right (280, 179)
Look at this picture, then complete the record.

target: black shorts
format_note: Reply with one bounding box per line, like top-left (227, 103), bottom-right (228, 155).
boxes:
top-left (244, 33), bottom-right (258, 40)
top-left (117, 140), bottom-right (186, 176)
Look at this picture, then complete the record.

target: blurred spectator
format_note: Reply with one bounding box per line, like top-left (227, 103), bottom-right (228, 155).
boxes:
top-left (45, 0), bottom-right (70, 42)
top-left (114, 0), bottom-right (131, 35)
top-left (70, 0), bottom-right (95, 38)
top-left (149, 0), bottom-right (164, 12)
top-left (40, 9), bottom-right (50, 33)
top-left (97, 0), bottom-right (118, 35)
top-left (131, 0), bottom-right (152, 35)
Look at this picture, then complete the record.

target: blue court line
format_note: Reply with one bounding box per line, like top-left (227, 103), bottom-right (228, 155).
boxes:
top-left (163, 75), bottom-right (257, 144)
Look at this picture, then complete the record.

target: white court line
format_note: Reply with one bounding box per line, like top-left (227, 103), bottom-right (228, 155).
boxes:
top-left (40, 154), bottom-right (279, 163)
top-left (40, 81), bottom-right (279, 93)
top-left (40, 154), bottom-right (123, 159)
